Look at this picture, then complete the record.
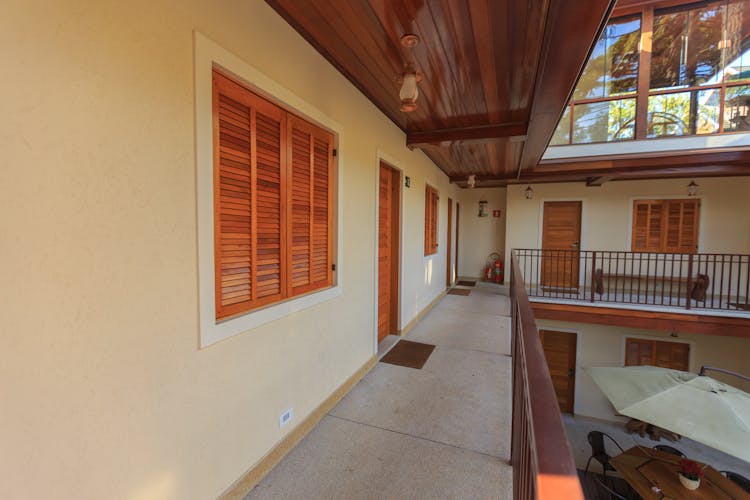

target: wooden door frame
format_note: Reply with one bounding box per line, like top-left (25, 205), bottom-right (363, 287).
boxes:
top-left (446, 198), bottom-right (453, 288)
top-left (539, 327), bottom-right (579, 415)
top-left (455, 203), bottom-right (459, 280)
top-left (375, 158), bottom-right (402, 347)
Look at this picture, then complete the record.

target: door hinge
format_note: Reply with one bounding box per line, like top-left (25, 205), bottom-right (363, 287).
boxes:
top-left (332, 263), bottom-right (336, 271)
top-left (332, 148), bottom-right (337, 157)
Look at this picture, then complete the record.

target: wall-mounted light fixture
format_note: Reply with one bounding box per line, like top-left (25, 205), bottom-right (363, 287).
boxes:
top-left (478, 199), bottom-right (488, 217)
top-left (687, 180), bottom-right (698, 197)
top-left (467, 174), bottom-right (476, 189)
top-left (398, 34), bottom-right (421, 113)
top-left (525, 185), bottom-right (534, 200)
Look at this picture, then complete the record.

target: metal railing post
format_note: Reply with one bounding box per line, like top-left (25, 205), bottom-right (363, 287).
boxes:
top-left (686, 253), bottom-right (694, 310)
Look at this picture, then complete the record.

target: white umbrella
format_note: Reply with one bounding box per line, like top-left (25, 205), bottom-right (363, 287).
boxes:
top-left (586, 365), bottom-right (750, 462)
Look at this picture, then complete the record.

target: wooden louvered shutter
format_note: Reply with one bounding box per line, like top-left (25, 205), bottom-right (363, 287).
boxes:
top-left (664, 199), bottom-right (699, 253)
top-left (625, 338), bottom-right (689, 370)
top-left (632, 200), bottom-right (663, 252)
top-left (213, 71), bottom-right (286, 320)
top-left (424, 185), bottom-right (439, 255)
top-left (632, 199), bottom-right (699, 254)
top-left (287, 116), bottom-right (333, 296)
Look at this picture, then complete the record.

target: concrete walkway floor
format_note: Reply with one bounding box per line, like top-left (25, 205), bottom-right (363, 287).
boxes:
top-left (245, 285), bottom-right (514, 499)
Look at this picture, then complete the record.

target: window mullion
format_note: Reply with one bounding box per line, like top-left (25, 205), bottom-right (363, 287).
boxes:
top-left (635, 7), bottom-right (654, 140)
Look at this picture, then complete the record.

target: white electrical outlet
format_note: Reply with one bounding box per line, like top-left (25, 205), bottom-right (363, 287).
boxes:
top-left (279, 408), bottom-right (293, 428)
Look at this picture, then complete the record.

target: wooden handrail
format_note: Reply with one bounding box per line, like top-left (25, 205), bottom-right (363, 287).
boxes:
top-left (510, 251), bottom-right (583, 500)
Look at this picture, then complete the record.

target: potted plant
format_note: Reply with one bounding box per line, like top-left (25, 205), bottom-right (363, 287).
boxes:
top-left (678, 458), bottom-right (704, 490)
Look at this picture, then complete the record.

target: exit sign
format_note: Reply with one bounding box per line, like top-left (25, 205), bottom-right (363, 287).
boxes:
top-left (493, 210), bottom-right (501, 218)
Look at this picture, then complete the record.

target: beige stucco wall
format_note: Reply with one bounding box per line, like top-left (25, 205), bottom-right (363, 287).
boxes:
top-left (536, 320), bottom-right (750, 421)
top-left (505, 177), bottom-right (750, 262)
top-left (0, 1), bottom-right (459, 499)
top-left (457, 187), bottom-right (507, 278)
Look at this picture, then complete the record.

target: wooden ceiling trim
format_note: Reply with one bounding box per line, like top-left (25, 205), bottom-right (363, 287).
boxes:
top-left (532, 302), bottom-right (750, 338)
top-left (508, 0), bottom-right (547, 116)
top-left (518, 0), bottom-right (616, 176)
top-left (426, 1), bottom-right (487, 123)
top-left (469, 1), bottom-right (503, 122)
top-left (367, 1), bottom-right (456, 129)
top-left (266, 1), bottom-right (406, 130)
top-left (538, 148), bottom-right (750, 170)
top-left (521, 164), bottom-right (750, 183)
top-left (406, 123), bottom-right (527, 147)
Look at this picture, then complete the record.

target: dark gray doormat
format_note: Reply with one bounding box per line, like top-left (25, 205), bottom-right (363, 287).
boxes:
top-left (380, 340), bottom-right (436, 369)
top-left (456, 280), bottom-right (476, 287)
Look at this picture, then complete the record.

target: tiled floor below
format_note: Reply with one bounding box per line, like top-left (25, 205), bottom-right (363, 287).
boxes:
top-left (245, 288), bottom-right (513, 499)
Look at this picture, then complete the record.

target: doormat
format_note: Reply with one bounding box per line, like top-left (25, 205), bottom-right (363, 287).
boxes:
top-left (456, 280), bottom-right (476, 287)
top-left (380, 340), bottom-right (436, 369)
top-left (447, 288), bottom-right (471, 296)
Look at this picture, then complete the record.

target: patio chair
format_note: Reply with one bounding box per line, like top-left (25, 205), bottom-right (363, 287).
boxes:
top-left (592, 476), bottom-right (629, 500)
top-left (585, 431), bottom-right (624, 480)
top-left (721, 471), bottom-right (750, 493)
top-left (652, 444), bottom-right (685, 457)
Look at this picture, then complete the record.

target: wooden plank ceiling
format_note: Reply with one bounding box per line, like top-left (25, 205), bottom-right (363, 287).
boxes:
top-left (265, 0), bottom-right (616, 187)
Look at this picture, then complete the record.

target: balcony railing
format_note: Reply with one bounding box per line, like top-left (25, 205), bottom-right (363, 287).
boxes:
top-left (510, 252), bottom-right (583, 500)
top-left (514, 249), bottom-right (750, 312)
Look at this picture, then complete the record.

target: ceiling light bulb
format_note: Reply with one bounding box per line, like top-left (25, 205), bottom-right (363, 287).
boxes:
top-left (467, 175), bottom-right (476, 188)
top-left (687, 180), bottom-right (698, 196)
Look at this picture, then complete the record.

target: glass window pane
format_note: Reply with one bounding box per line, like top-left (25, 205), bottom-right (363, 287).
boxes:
top-left (648, 90), bottom-right (720, 136)
top-left (550, 106), bottom-right (571, 145)
top-left (688, 4), bottom-right (724, 85)
top-left (572, 98), bottom-right (636, 143)
top-left (723, 0), bottom-right (750, 82)
top-left (651, 11), bottom-right (688, 89)
top-left (648, 92), bottom-right (691, 136)
top-left (573, 17), bottom-right (641, 100)
top-left (696, 88), bottom-right (720, 133)
top-left (724, 85), bottom-right (750, 131)
top-left (651, 4), bottom-right (725, 89)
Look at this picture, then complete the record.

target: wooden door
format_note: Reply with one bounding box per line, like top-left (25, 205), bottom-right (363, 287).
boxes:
top-left (539, 330), bottom-right (577, 414)
top-left (446, 198), bottom-right (453, 287)
top-left (455, 203), bottom-right (459, 279)
top-left (541, 201), bottom-right (582, 289)
top-left (378, 162), bottom-right (400, 342)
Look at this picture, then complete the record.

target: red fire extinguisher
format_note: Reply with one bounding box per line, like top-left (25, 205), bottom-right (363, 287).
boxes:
top-left (494, 258), bottom-right (504, 283)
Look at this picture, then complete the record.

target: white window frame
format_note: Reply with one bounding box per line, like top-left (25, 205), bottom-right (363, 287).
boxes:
top-left (195, 33), bottom-right (343, 348)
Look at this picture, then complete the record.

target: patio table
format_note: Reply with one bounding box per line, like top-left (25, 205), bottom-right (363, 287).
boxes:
top-left (610, 446), bottom-right (749, 499)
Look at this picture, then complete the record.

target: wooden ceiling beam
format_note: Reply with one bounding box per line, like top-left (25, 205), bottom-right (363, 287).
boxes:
top-left (532, 302), bottom-right (750, 338)
top-left (586, 176), bottom-right (613, 186)
top-left (521, 164), bottom-right (750, 183)
top-left (406, 123), bottom-right (527, 148)
top-left (517, 0), bottom-right (616, 176)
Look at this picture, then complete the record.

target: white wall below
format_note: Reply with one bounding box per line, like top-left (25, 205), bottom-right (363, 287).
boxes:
top-left (457, 188), bottom-right (507, 278)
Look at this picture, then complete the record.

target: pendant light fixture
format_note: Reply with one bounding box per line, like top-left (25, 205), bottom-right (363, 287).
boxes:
top-left (399, 34), bottom-right (421, 113)
top-left (687, 180), bottom-right (698, 197)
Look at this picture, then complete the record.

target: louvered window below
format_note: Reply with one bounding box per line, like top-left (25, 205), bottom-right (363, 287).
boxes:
top-left (631, 199), bottom-right (699, 253)
top-left (625, 338), bottom-right (689, 371)
top-left (213, 70), bottom-right (334, 321)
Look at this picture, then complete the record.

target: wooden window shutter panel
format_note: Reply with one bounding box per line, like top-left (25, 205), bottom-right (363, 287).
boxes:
top-left (287, 116), bottom-right (333, 295)
top-left (424, 185), bottom-right (438, 255)
top-left (311, 129), bottom-right (333, 287)
top-left (664, 199), bottom-right (699, 253)
top-left (213, 71), bottom-right (286, 320)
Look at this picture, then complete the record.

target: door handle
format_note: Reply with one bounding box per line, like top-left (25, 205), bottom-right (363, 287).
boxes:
top-left (568, 368), bottom-right (575, 377)
top-left (571, 241), bottom-right (579, 248)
